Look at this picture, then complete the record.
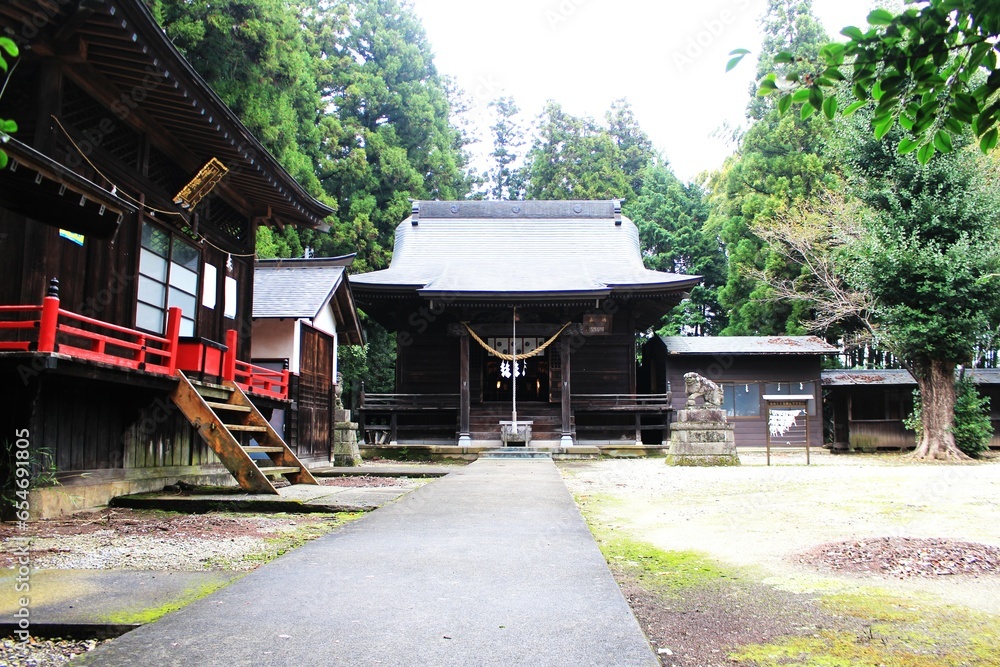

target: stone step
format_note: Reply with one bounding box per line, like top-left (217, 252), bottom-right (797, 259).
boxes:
top-left (478, 448), bottom-right (553, 459)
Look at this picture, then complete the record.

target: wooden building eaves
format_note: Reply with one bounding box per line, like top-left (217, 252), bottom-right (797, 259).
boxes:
top-left (0, 137), bottom-right (136, 238)
top-left (1, 0), bottom-right (333, 229)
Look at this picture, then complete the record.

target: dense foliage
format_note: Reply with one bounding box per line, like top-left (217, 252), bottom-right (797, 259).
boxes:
top-left (710, 0), bottom-right (834, 336)
top-left (753, 0), bottom-right (1000, 163)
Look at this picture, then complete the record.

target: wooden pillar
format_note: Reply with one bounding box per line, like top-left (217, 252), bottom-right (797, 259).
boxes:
top-left (560, 335), bottom-right (573, 447)
top-left (458, 331), bottom-right (471, 446)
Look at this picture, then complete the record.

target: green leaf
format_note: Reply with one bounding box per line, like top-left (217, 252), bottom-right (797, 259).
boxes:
top-left (0, 57), bottom-right (6, 74)
top-left (0, 149), bottom-right (7, 170)
top-left (840, 26), bottom-right (865, 41)
top-left (0, 119), bottom-right (17, 133)
top-left (823, 66), bottom-right (846, 82)
top-left (944, 117), bottom-right (964, 134)
top-left (867, 8), bottom-right (895, 25)
top-left (933, 130), bottom-right (953, 153)
top-left (898, 114), bottom-right (914, 131)
top-left (897, 138), bottom-right (920, 154)
top-left (809, 86), bottom-right (824, 111)
top-left (800, 103), bottom-right (816, 120)
top-left (852, 83), bottom-right (869, 101)
top-left (726, 54), bottom-right (747, 72)
top-left (823, 95), bottom-right (837, 120)
top-left (981, 128), bottom-right (999, 152)
top-left (844, 101), bottom-right (866, 116)
top-left (757, 77), bottom-right (778, 95)
top-left (916, 142), bottom-right (935, 164)
top-left (791, 88), bottom-right (811, 103)
top-left (0, 37), bottom-right (17, 58)
top-left (777, 94), bottom-right (792, 116)
top-left (874, 115), bottom-right (894, 140)
top-left (773, 51), bottom-right (794, 64)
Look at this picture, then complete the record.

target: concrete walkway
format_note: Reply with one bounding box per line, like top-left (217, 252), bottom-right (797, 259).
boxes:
top-left (80, 459), bottom-right (657, 666)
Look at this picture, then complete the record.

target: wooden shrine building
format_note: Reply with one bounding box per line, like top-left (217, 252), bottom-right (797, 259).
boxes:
top-left (643, 336), bottom-right (836, 450)
top-left (252, 256), bottom-right (364, 461)
top-left (352, 200), bottom-right (700, 448)
top-left (0, 0), bottom-right (335, 515)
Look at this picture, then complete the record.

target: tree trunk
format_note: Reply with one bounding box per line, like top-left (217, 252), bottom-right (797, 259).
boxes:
top-left (910, 359), bottom-right (970, 461)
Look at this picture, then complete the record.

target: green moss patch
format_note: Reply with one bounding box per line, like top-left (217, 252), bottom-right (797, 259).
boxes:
top-left (101, 578), bottom-right (235, 625)
top-left (731, 588), bottom-right (1000, 666)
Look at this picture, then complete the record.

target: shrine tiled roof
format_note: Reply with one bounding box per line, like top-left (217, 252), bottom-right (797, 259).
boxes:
top-left (253, 256), bottom-right (363, 344)
top-left (661, 336), bottom-right (837, 355)
top-left (821, 368), bottom-right (1000, 385)
top-left (350, 200), bottom-right (701, 299)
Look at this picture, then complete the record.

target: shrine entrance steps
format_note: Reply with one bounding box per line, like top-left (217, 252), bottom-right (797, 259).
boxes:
top-left (469, 402), bottom-right (571, 443)
top-left (478, 448), bottom-right (552, 459)
top-left (169, 371), bottom-right (318, 494)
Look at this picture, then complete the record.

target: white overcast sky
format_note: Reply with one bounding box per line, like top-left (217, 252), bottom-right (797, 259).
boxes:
top-left (409, 0), bottom-right (879, 183)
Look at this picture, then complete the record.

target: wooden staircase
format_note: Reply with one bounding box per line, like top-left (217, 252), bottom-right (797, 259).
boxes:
top-left (170, 370), bottom-right (318, 494)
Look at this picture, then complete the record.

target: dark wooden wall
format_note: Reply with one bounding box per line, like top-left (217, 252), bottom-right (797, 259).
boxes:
top-left (572, 335), bottom-right (635, 395)
top-left (397, 326), bottom-right (459, 394)
top-left (19, 373), bottom-right (218, 473)
top-left (658, 353), bottom-right (825, 449)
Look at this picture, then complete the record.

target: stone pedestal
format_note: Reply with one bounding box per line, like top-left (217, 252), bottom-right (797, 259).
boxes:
top-left (500, 421), bottom-right (532, 447)
top-left (666, 408), bottom-right (739, 466)
top-left (332, 407), bottom-right (362, 466)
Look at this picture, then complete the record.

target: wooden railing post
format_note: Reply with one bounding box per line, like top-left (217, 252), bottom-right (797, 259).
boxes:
top-left (281, 359), bottom-right (290, 400)
top-left (164, 307), bottom-right (182, 374)
top-left (223, 329), bottom-right (238, 382)
top-left (37, 278), bottom-right (60, 353)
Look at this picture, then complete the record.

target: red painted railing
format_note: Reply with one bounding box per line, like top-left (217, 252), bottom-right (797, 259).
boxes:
top-left (1, 280), bottom-right (289, 400)
top-left (0, 305), bottom-right (43, 351)
top-left (222, 329), bottom-right (290, 400)
top-left (0, 284), bottom-right (181, 374)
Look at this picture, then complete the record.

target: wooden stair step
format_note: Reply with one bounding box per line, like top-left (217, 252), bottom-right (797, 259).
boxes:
top-left (226, 424), bottom-right (269, 433)
top-left (243, 445), bottom-right (285, 454)
top-left (206, 402), bottom-right (252, 412)
top-left (258, 466), bottom-right (300, 476)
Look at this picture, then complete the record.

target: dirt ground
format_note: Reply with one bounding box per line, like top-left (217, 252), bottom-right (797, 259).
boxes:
top-left (559, 450), bottom-right (1000, 666)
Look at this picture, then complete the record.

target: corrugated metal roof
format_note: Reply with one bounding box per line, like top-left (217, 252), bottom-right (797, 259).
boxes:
top-left (822, 368), bottom-right (1000, 386)
top-left (350, 200), bottom-right (701, 298)
top-left (661, 336), bottom-right (837, 355)
top-left (253, 264), bottom-right (345, 319)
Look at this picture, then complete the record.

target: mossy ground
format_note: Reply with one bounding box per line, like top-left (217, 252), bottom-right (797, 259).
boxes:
top-left (101, 578), bottom-right (235, 625)
top-left (575, 490), bottom-right (1000, 666)
top-left (732, 589), bottom-right (1000, 666)
top-left (205, 511), bottom-right (364, 569)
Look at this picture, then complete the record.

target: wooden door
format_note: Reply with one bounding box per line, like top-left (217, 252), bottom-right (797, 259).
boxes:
top-left (298, 324), bottom-right (334, 460)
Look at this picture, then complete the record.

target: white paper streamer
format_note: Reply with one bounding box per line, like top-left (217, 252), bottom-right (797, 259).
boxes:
top-left (768, 409), bottom-right (802, 438)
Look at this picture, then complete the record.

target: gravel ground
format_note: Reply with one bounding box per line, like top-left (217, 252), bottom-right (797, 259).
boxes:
top-left (319, 475), bottom-right (413, 487)
top-left (0, 508), bottom-right (341, 572)
top-left (559, 450), bottom-right (1000, 665)
top-left (0, 637), bottom-right (110, 667)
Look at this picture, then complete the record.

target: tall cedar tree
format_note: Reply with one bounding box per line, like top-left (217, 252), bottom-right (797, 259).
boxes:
top-left (711, 0), bottom-right (833, 335)
top-left (486, 96), bottom-right (527, 200)
top-left (628, 165), bottom-right (725, 335)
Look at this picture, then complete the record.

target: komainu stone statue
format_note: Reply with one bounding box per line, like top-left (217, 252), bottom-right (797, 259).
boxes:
top-left (684, 372), bottom-right (724, 408)
top-left (667, 372), bottom-right (739, 466)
